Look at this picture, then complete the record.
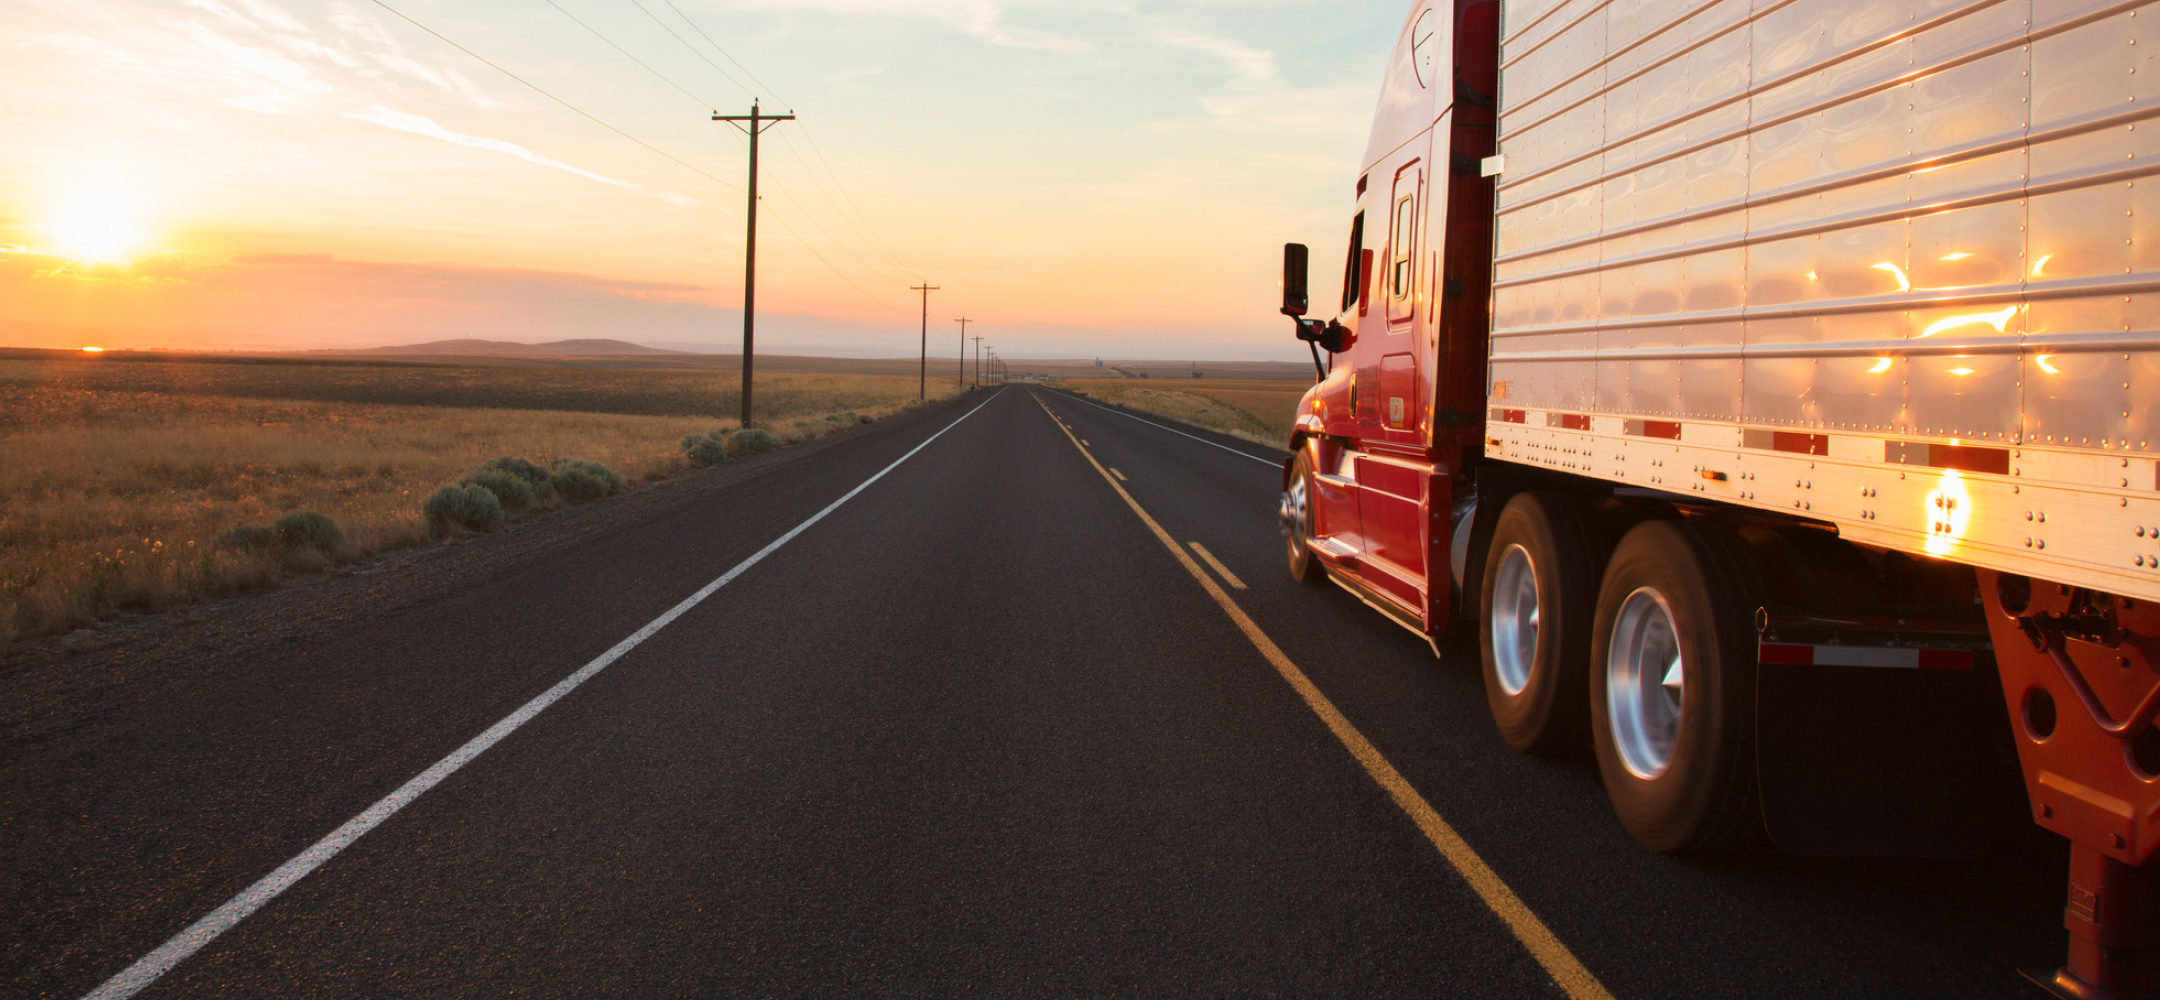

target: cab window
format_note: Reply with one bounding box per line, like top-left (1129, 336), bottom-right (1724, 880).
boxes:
top-left (1390, 194), bottom-right (1416, 299)
top-left (1340, 211), bottom-right (1365, 313)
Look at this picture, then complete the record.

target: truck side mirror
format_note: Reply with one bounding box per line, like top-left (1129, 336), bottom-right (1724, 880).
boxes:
top-left (1281, 243), bottom-right (1310, 317)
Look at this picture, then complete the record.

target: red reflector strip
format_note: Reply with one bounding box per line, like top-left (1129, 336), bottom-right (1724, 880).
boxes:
top-left (1757, 642), bottom-right (1974, 670)
top-left (1501, 409), bottom-right (1526, 424)
top-left (1927, 443), bottom-right (2010, 476)
top-left (1759, 643), bottom-right (1813, 664)
top-left (1642, 420), bottom-right (1682, 440)
top-left (1772, 432), bottom-right (1829, 456)
top-left (1917, 648), bottom-right (1974, 671)
top-left (1557, 414), bottom-right (1591, 430)
top-left (1886, 440), bottom-right (2012, 476)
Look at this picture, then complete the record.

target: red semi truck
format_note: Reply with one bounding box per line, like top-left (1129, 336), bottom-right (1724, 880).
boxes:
top-left (1278, 0), bottom-right (2160, 994)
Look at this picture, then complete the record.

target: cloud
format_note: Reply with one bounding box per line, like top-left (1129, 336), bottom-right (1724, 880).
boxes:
top-left (731, 0), bottom-right (1087, 51)
top-left (344, 106), bottom-right (705, 208)
top-left (228, 253), bottom-right (707, 297)
top-left (1157, 30), bottom-right (1278, 89)
top-left (345, 105), bottom-right (638, 190)
top-left (180, 21), bottom-right (334, 115)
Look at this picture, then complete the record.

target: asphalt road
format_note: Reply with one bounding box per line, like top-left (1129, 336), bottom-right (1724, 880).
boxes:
top-left (1, 384), bottom-right (2070, 999)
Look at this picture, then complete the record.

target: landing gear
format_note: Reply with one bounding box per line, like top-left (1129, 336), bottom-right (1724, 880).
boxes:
top-left (1982, 572), bottom-right (2160, 999)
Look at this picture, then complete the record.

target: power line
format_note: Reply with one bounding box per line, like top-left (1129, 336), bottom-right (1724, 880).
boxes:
top-left (369, 0), bottom-right (914, 320)
top-left (795, 126), bottom-right (918, 276)
top-left (642, 0), bottom-right (918, 278)
top-left (364, 0), bottom-right (741, 193)
top-left (626, 0), bottom-right (759, 99)
top-left (659, 0), bottom-right (789, 105)
top-left (758, 161), bottom-right (914, 284)
top-left (773, 131), bottom-right (917, 280)
top-left (763, 202), bottom-right (906, 313)
top-left (545, 0), bottom-right (715, 108)
top-left (584, 0), bottom-right (910, 284)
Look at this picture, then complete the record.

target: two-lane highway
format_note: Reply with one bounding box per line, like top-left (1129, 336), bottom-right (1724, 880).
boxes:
top-left (0, 385), bottom-right (2070, 998)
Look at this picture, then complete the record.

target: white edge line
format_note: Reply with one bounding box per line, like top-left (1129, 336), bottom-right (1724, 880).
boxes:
top-left (79, 390), bottom-right (1004, 1000)
top-left (1048, 388), bottom-right (1284, 468)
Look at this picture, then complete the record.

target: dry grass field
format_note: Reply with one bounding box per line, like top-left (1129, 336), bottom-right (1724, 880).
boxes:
top-left (0, 350), bottom-right (955, 654)
top-left (1059, 377), bottom-right (1311, 447)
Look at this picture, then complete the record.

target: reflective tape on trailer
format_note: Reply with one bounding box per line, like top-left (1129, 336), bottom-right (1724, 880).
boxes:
top-left (1757, 642), bottom-right (1974, 670)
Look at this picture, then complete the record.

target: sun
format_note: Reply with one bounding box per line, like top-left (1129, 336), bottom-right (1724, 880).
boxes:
top-left (44, 195), bottom-right (153, 263)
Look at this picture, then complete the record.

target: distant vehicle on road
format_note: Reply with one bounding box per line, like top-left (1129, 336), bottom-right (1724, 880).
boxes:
top-left (1278, 2), bottom-right (2160, 995)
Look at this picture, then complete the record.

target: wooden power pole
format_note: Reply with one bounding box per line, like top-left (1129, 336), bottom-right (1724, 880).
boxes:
top-left (911, 284), bottom-right (939, 399)
top-left (954, 318), bottom-right (973, 390)
top-left (712, 100), bottom-right (795, 428)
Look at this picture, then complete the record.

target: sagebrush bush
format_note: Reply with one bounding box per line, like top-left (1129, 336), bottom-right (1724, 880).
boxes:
top-left (480, 456), bottom-right (551, 486)
top-left (549, 459), bottom-right (620, 501)
top-left (274, 511), bottom-right (344, 552)
top-left (463, 469), bottom-right (540, 512)
top-left (729, 428), bottom-right (783, 457)
top-left (215, 523), bottom-right (279, 552)
top-left (423, 484), bottom-right (504, 533)
top-left (681, 430), bottom-right (729, 466)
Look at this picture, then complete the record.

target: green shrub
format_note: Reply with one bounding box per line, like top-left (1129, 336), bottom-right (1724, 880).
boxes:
top-left (479, 456), bottom-right (551, 486)
top-left (549, 459), bottom-right (620, 502)
top-left (729, 428), bottom-right (783, 457)
top-left (274, 511), bottom-right (344, 552)
top-left (681, 430), bottom-right (729, 466)
top-left (857, 413), bottom-right (875, 425)
top-left (423, 484), bottom-right (504, 533)
top-left (215, 523), bottom-right (279, 552)
top-left (463, 470), bottom-right (539, 513)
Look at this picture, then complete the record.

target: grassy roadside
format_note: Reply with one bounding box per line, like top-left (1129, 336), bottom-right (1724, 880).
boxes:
top-left (0, 355), bottom-right (957, 656)
top-left (1058, 378), bottom-right (1309, 447)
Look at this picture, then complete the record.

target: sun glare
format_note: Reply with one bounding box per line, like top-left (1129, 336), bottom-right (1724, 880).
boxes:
top-left (44, 195), bottom-right (153, 263)
top-left (81, 346), bottom-right (104, 353)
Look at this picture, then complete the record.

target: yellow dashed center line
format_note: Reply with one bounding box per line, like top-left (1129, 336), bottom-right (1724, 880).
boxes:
top-left (1187, 542), bottom-right (1248, 590)
top-left (1030, 391), bottom-right (1614, 1000)
top-left (1111, 468), bottom-right (1129, 482)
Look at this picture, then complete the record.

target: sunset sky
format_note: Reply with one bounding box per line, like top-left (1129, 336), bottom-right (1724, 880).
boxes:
top-left (1, 0), bottom-right (1409, 360)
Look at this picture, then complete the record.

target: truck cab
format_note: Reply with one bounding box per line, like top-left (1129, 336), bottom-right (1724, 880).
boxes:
top-left (1282, 0), bottom-right (1499, 636)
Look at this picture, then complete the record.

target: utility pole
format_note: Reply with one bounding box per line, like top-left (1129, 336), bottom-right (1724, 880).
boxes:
top-left (953, 318), bottom-right (972, 390)
top-left (911, 283), bottom-right (939, 399)
top-left (970, 334), bottom-right (983, 388)
top-left (712, 100), bottom-right (795, 428)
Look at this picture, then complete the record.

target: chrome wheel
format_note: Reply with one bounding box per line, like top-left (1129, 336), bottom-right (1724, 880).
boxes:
top-left (1281, 474), bottom-right (1310, 542)
top-left (1489, 543), bottom-right (1539, 696)
top-left (1606, 586), bottom-right (1684, 779)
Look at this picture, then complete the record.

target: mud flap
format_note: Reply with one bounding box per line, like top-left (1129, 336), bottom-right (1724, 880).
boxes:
top-left (1754, 624), bottom-right (2002, 858)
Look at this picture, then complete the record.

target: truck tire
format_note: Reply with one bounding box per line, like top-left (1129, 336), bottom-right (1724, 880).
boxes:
top-left (1478, 492), bottom-right (1602, 755)
top-left (1589, 519), bottom-right (1763, 852)
top-left (1284, 452), bottom-right (1328, 585)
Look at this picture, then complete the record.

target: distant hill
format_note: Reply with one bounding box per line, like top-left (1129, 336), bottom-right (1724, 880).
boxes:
top-left (325, 338), bottom-right (691, 358)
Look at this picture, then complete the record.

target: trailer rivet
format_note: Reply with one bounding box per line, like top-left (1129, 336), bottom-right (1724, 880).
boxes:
top-left (2116, 835), bottom-right (2128, 849)
top-left (2139, 526), bottom-right (2146, 536)
top-left (2036, 512), bottom-right (2043, 522)
top-left (2036, 512), bottom-right (2042, 523)
top-left (2042, 804), bottom-right (2054, 818)
top-left (2039, 540), bottom-right (2047, 550)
